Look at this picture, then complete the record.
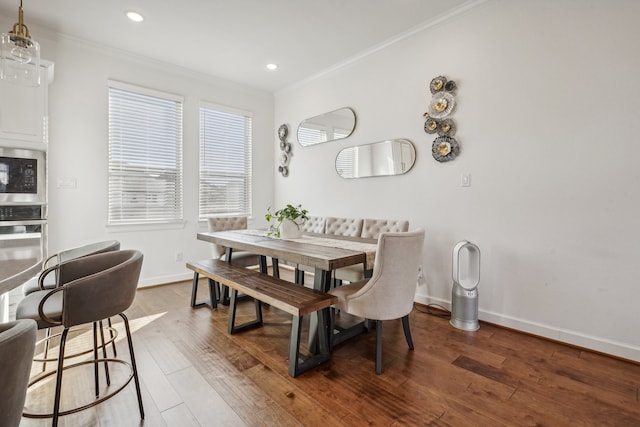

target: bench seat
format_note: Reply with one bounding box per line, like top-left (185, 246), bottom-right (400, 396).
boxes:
top-left (186, 259), bottom-right (336, 377)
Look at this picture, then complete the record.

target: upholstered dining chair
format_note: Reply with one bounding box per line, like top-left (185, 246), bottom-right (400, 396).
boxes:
top-left (191, 217), bottom-right (263, 308)
top-left (333, 219), bottom-right (409, 284)
top-left (0, 319), bottom-right (37, 427)
top-left (16, 250), bottom-right (145, 426)
top-left (329, 229), bottom-right (425, 374)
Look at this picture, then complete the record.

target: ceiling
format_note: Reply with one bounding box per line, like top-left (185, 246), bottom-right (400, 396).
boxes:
top-left (0, 0), bottom-right (471, 92)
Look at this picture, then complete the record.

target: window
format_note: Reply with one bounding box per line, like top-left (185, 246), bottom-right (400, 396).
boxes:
top-left (199, 103), bottom-right (252, 219)
top-left (108, 81), bottom-right (183, 224)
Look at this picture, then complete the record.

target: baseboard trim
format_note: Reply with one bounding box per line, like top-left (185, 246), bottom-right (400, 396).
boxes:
top-left (415, 295), bottom-right (640, 363)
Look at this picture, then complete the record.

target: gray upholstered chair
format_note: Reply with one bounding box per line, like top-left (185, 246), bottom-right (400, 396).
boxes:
top-left (333, 219), bottom-right (409, 284)
top-left (0, 319), bottom-right (37, 427)
top-left (21, 240), bottom-right (121, 369)
top-left (22, 240), bottom-right (121, 295)
top-left (191, 217), bottom-right (262, 308)
top-left (16, 250), bottom-right (145, 426)
top-left (329, 229), bottom-right (424, 374)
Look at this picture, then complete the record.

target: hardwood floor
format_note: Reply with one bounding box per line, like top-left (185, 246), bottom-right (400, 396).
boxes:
top-left (20, 273), bottom-right (640, 426)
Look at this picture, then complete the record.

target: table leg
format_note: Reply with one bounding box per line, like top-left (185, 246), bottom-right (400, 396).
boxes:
top-left (308, 268), bottom-right (332, 353)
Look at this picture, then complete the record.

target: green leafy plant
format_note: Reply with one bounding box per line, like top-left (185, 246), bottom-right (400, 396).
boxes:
top-left (265, 204), bottom-right (309, 237)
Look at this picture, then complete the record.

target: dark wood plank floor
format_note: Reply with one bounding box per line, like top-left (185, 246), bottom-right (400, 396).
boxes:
top-left (20, 272), bottom-right (640, 426)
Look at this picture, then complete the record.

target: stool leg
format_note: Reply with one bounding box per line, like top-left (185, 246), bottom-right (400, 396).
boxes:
top-left (52, 327), bottom-right (70, 427)
top-left (107, 317), bottom-right (117, 357)
top-left (42, 327), bottom-right (51, 372)
top-left (121, 313), bottom-right (145, 419)
top-left (99, 320), bottom-right (111, 386)
top-left (93, 322), bottom-right (100, 397)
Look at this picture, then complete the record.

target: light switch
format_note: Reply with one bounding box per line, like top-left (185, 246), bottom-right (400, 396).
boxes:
top-left (461, 173), bottom-right (471, 187)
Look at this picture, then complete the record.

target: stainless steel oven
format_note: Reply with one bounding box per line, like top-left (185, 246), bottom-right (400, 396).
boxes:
top-left (0, 147), bottom-right (46, 204)
top-left (0, 147), bottom-right (47, 296)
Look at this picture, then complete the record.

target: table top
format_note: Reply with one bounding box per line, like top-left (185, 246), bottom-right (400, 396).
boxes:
top-left (197, 230), bottom-right (377, 272)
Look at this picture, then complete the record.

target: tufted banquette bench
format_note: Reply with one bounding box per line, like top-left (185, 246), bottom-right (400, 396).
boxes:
top-left (293, 216), bottom-right (409, 284)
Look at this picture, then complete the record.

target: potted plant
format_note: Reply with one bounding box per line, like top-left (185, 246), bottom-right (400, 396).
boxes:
top-left (265, 204), bottom-right (309, 239)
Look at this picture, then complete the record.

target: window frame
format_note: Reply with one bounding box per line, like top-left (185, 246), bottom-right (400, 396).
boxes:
top-left (107, 80), bottom-right (184, 226)
top-left (198, 102), bottom-right (253, 220)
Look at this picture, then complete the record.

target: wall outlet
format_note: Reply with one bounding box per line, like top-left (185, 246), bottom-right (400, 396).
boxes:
top-left (175, 251), bottom-right (183, 262)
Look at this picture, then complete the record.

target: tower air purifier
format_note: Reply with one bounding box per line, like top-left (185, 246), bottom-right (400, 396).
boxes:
top-left (450, 240), bottom-right (481, 331)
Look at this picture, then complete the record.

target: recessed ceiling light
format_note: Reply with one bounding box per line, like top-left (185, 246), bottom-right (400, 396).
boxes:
top-left (266, 63), bottom-right (279, 71)
top-left (126, 11), bottom-right (144, 22)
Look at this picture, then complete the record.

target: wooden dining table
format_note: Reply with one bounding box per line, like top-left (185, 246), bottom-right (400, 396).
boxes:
top-left (197, 229), bottom-right (377, 351)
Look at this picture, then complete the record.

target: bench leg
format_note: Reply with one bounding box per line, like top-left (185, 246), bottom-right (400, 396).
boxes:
top-left (191, 272), bottom-right (219, 309)
top-left (228, 288), bottom-right (263, 334)
top-left (289, 307), bottom-right (332, 377)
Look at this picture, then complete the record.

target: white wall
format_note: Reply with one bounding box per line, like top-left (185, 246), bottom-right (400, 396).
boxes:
top-left (0, 16), bottom-right (275, 287)
top-left (274, 0), bottom-right (640, 361)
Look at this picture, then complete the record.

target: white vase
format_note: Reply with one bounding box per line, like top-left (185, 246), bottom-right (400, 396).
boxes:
top-left (280, 218), bottom-right (303, 239)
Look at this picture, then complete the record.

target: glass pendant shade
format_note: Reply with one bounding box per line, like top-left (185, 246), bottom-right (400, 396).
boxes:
top-left (1, 3), bottom-right (40, 86)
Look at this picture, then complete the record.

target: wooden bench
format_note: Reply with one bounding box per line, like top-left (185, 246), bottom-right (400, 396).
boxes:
top-left (186, 258), bottom-right (337, 377)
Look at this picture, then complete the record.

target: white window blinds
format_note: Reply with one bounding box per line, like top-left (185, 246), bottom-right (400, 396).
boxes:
top-left (108, 82), bottom-right (184, 224)
top-left (199, 104), bottom-right (253, 219)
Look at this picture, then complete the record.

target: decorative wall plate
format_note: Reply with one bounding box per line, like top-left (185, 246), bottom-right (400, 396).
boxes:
top-left (424, 118), bottom-right (439, 134)
top-left (432, 136), bottom-right (460, 162)
top-left (428, 92), bottom-right (456, 119)
top-left (445, 80), bottom-right (457, 92)
top-left (437, 119), bottom-right (456, 136)
top-left (278, 124), bottom-right (288, 142)
top-left (430, 76), bottom-right (447, 93)
top-left (280, 151), bottom-right (290, 166)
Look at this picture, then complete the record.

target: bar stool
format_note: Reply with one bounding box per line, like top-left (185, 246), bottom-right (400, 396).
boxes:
top-left (16, 250), bottom-right (145, 426)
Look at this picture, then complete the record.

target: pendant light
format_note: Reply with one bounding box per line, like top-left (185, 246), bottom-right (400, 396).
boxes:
top-left (1, 0), bottom-right (40, 86)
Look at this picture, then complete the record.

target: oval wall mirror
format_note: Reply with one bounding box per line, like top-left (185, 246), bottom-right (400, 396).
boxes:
top-left (335, 139), bottom-right (416, 179)
top-left (297, 107), bottom-right (356, 146)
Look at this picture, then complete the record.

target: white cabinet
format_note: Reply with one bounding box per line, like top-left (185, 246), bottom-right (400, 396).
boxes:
top-left (0, 61), bottom-right (53, 148)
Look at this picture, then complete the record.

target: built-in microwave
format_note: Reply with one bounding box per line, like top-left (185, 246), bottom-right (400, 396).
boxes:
top-left (0, 147), bottom-right (46, 205)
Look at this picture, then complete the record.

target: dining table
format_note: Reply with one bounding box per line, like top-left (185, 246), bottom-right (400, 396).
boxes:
top-left (197, 229), bottom-right (378, 351)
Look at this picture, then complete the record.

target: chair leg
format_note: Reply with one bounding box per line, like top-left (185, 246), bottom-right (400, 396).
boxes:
top-left (402, 315), bottom-right (414, 350)
top-left (52, 327), bottom-right (70, 427)
top-left (120, 312), bottom-right (145, 420)
top-left (375, 320), bottom-right (383, 375)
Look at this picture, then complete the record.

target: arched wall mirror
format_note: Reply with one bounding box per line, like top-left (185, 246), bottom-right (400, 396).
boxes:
top-left (297, 107), bottom-right (356, 146)
top-left (335, 139), bottom-right (416, 179)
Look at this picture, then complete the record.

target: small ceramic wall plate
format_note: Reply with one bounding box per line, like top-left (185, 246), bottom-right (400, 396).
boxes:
top-left (278, 124), bottom-right (288, 142)
top-left (428, 92), bottom-right (456, 119)
top-left (430, 76), bottom-right (447, 93)
top-left (432, 136), bottom-right (460, 162)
